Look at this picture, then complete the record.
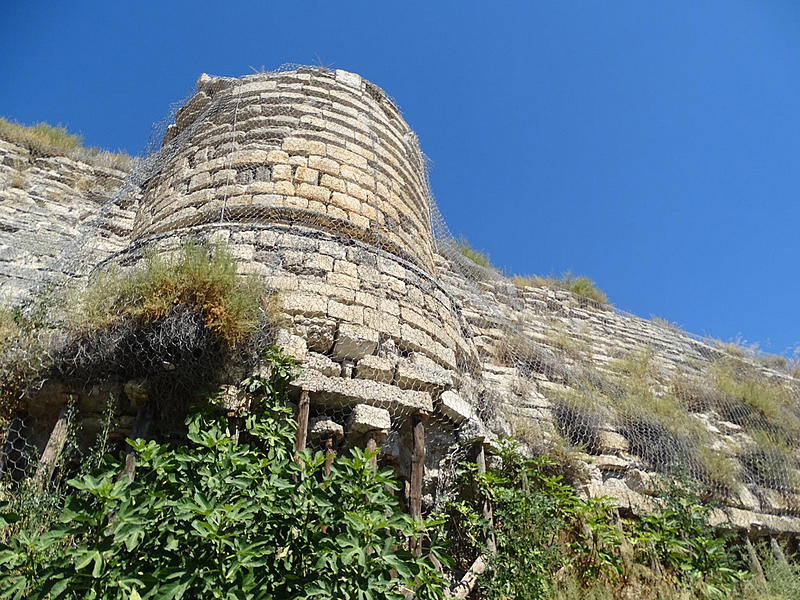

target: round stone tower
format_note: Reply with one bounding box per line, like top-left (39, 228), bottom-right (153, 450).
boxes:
top-left (132, 68), bottom-right (436, 275)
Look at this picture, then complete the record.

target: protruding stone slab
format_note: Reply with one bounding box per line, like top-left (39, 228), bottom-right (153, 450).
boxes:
top-left (303, 352), bottom-right (340, 377)
top-left (332, 323), bottom-right (379, 360)
top-left (308, 417), bottom-right (344, 440)
top-left (356, 355), bottom-right (395, 384)
top-left (439, 390), bottom-right (474, 424)
top-left (395, 361), bottom-right (452, 392)
top-left (348, 404), bottom-right (391, 435)
top-left (293, 370), bottom-right (433, 415)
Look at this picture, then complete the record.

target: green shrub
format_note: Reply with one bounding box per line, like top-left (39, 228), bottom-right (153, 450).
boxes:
top-left (69, 242), bottom-right (263, 348)
top-left (0, 349), bottom-right (449, 600)
top-left (563, 272), bottom-right (608, 304)
top-left (446, 440), bottom-right (748, 600)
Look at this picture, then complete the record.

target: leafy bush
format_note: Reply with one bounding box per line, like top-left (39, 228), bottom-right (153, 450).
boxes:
top-left (0, 349), bottom-right (449, 600)
top-left (69, 242), bottom-right (263, 348)
top-left (446, 441), bottom-right (749, 600)
top-left (633, 481), bottom-right (746, 599)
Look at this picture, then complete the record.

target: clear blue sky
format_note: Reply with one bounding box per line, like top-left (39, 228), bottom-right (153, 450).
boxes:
top-left (2, 1), bottom-right (799, 355)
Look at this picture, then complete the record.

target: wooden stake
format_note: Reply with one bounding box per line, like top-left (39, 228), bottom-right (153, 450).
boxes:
top-left (475, 445), bottom-right (497, 553)
top-left (745, 537), bottom-right (767, 589)
top-left (33, 404), bottom-right (70, 490)
top-left (323, 436), bottom-right (335, 476)
top-left (118, 404), bottom-right (153, 484)
top-left (294, 389), bottom-right (310, 459)
top-left (770, 536), bottom-right (789, 568)
top-left (366, 431), bottom-right (378, 467)
top-left (451, 555), bottom-right (487, 600)
top-left (409, 414), bottom-right (425, 520)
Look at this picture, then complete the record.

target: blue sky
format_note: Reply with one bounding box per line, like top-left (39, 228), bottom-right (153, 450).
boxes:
top-left (2, 1), bottom-right (799, 355)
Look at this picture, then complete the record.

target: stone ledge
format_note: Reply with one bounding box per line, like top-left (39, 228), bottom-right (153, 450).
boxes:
top-left (292, 369), bottom-right (433, 415)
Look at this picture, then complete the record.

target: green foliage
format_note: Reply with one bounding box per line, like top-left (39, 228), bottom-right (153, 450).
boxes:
top-left (446, 439), bottom-right (749, 600)
top-left (446, 440), bottom-right (624, 599)
top-left (0, 350), bottom-right (449, 599)
top-left (633, 481), bottom-right (746, 599)
top-left (69, 242), bottom-right (264, 347)
top-left (562, 272), bottom-right (608, 304)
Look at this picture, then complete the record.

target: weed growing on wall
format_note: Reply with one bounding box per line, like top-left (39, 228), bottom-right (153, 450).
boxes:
top-left (68, 242), bottom-right (264, 348)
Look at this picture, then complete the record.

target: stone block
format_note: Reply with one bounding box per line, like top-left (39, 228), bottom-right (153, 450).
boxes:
top-left (348, 404), bottom-right (391, 435)
top-left (303, 351), bottom-right (341, 377)
top-left (281, 292), bottom-right (327, 317)
top-left (395, 361), bottom-right (452, 392)
top-left (297, 183), bottom-right (330, 203)
top-left (439, 390), bottom-right (473, 423)
top-left (335, 69), bottom-right (361, 88)
top-left (333, 323), bottom-right (379, 360)
top-left (328, 299), bottom-right (363, 324)
top-left (293, 166), bottom-right (319, 185)
top-left (356, 355), bottom-right (395, 384)
top-left (294, 370), bottom-right (432, 414)
top-left (283, 137), bottom-right (327, 156)
top-left (597, 429), bottom-right (629, 454)
top-left (624, 469), bottom-right (655, 496)
top-left (276, 329), bottom-right (307, 361)
top-left (308, 417), bottom-right (344, 440)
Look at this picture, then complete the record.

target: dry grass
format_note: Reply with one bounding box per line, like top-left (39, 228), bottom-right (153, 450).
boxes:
top-left (68, 242), bottom-right (263, 348)
top-left (0, 308), bottom-right (20, 354)
top-left (0, 117), bottom-right (133, 170)
top-left (455, 237), bottom-right (492, 269)
top-left (514, 271), bottom-right (608, 304)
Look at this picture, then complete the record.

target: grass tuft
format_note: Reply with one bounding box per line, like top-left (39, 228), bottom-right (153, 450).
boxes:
top-left (455, 237), bottom-right (492, 269)
top-left (0, 117), bottom-right (132, 169)
top-left (514, 271), bottom-right (608, 304)
top-left (69, 242), bottom-right (263, 348)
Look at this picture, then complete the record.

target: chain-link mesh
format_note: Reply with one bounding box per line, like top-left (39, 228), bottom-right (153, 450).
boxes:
top-left (0, 65), bottom-right (798, 523)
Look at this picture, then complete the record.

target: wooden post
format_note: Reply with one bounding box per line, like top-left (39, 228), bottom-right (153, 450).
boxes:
top-left (366, 431), bottom-right (378, 468)
top-left (475, 445), bottom-right (497, 553)
top-left (294, 389), bottom-right (310, 459)
top-left (33, 404), bottom-right (70, 490)
top-left (323, 436), bottom-right (335, 476)
top-left (410, 414), bottom-right (425, 520)
top-left (745, 537), bottom-right (767, 589)
top-left (770, 536), bottom-right (790, 569)
top-left (118, 404), bottom-right (153, 484)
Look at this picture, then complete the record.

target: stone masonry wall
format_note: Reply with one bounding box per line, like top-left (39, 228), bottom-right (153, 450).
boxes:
top-left (132, 69), bottom-right (436, 275)
top-left (0, 138), bottom-right (134, 303)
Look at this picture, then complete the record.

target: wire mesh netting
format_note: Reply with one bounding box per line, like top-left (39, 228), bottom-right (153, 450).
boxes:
top-left (0, 64), bottom-right (798, 520)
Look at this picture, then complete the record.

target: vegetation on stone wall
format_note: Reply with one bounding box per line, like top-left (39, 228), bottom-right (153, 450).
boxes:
top-left (68, 242), bottom-right (265, 348)
top-left (0, 117), bottom-right (132, 169)
top-left (0, 349), bottom-right (449, 600)
top-left (444, 440), bottom-right (764, 600)
top-left (513, 271), bottom-right (608, 304)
